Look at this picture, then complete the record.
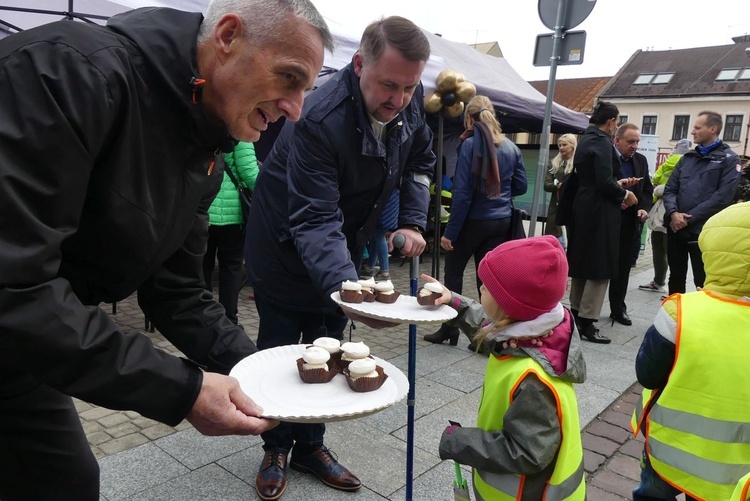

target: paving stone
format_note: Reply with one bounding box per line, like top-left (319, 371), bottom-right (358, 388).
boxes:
top-left (106, 422), bottom-right (142, 439)
top-left (586, 485), bottom-right (628, 501)
top-left (88, 431), bottom-right (113, 446)
top-left (586, 420), bottom-right (632, 445)
top-left (582, 433), bottom-right (620, 457)
top-left (590, 470), bottom-right (637, 499)
top-left (140, 423), bottom-right (177, 441)
top-left (608, 453), bottom-right (642, 482)
top-left (97, 412), bottom-right (132, 428)
top-left (620, 438), bottom-right (645, 459)
top-left (98, 433), bottom-right (150, 456)
top-left (600, 408), bottom-right (634, 431)
top-left (132, 416), bottom-right (160, 429)
top-left (79, 406), bottom-right (118, 421)
top-left (584, 449), bottom-right (606, 473)
top-left (82, 420), bottom-right (105, 434)
top-left (611, 399), bottom-right (636, 416)
top-left (621, 391), bottom-right (640, 404)
top-left (74, 399), bottom-right (94, 412)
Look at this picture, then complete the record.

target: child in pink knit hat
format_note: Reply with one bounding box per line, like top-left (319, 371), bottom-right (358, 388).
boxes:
top-left (428, 235), bottom-right (587, 500)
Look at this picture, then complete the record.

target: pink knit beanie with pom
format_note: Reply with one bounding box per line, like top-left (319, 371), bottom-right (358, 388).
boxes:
top-left (477, 235), bottom-right (568, 321)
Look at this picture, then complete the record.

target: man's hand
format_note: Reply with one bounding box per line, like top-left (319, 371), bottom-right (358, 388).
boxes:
top-left (420, 273), bottom-right (452, 305)
top-left (440, 235), bottom-right (453, 251)
top-left (389, 228), bottom-right (425, 257)
top-left (618, 177), bottom-right (642, 189)
top-left (669, 212), bottom-right (691, 232)
top-left (637, 209), bottom-right (648, 223)
top-left (186, 372), bottom-right (278, 436)
top-left (621, 190), bottom-right (638, 210)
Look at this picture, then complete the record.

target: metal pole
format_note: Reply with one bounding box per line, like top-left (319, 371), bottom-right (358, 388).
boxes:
top-left (529, 0), bottom-right (567, 236)
top-left (743, 122), bottom-right (749, 157)
top-left (405, 253), bottom-right (419, 501)
top-left (432, 113), bottom-right (444, 279)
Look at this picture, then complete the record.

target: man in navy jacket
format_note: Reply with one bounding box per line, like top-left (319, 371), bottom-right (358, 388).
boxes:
top-left (246, 16), bottom-right (435, 501)
top-left (663, 111), bottom-right (741, 294)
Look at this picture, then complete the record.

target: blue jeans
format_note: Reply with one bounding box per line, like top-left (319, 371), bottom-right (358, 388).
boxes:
top-left (254, 293), bottom-right (349, 452)
top-left (366, 226), bottom-right (389, 272)
top-left (633, 449), bottom-right (697, 501)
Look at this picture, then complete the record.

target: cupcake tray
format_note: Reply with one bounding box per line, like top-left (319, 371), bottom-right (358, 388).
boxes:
top-left (330, 291), bottom-right (458, 325)
top-left (229, 345), bottom-right (409, 423)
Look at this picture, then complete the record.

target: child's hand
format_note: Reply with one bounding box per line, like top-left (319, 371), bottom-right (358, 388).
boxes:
top-left (501, 331), bottom-right (552, 350)
top-left (419, 273), bottom-right (452, 305)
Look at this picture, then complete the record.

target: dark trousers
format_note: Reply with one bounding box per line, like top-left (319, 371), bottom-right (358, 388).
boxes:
top-left (203, 224), bottom-right (245, 325)
top-left (254, 293), bottom-right (348, 452)
top-left (666, 228), bottom-right (704, 294)
top-left (0, 382), bottom-right (100, 500)
top-left (609, 220), bottom-right (639, 316)
top-left (444, 217), bottom-right (511, 296)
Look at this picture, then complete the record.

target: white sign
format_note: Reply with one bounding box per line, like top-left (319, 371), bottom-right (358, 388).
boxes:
top-left (638, 134), bottom-right (659, 176)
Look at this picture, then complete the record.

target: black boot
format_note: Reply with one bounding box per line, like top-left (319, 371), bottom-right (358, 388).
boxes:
top-left (578, 319), bottom-right (611, 344)
top-left (423, 324), bottom-right (459, 345)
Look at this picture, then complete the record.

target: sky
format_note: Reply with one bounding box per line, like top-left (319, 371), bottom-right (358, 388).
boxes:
top-left (311, 0), bottom-right (750, 82)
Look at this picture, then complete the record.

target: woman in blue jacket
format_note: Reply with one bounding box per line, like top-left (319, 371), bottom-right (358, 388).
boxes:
top-left (425, 95), bottom-right (527, 346)
top-left (203, 141), bottom-right (258, 325)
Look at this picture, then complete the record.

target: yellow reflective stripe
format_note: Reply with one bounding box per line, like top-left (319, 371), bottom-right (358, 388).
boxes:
top-left (476, 469), bottom-right (521, 498)
top-left (651, 404), bottom-right (750, 444)
top-left (544, 458), bottom-right (585, 500)
top-left (649, 436), bottom-right (750, 486)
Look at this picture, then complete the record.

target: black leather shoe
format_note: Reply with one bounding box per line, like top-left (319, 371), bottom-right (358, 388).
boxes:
top-left (290, 446), bottom-right (361, 492)
top-left (609, 311), bottom-right (632, 326)
top-left (256, 448), bottom-right (289, 501)
top-left (580, 324), bottom-right (611, 344)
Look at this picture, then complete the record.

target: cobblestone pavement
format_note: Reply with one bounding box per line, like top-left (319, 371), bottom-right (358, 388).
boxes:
top-left (81, 233), bottom-right (659, 500)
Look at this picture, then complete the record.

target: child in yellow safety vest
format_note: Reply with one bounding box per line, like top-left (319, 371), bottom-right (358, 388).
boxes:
top-left (632, 202), bottom-right (750, 501)
top-left (427, 235), bottom-right (587, 500)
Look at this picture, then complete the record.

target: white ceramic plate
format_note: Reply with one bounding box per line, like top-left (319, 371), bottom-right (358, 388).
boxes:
top-left (229, 345), bottom-right (409, 423)
top-left (330, 291), bottom-right (458, 325)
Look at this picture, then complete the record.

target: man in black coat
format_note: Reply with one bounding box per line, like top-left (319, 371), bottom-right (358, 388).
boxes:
top-left (0, 0), bottom-right (332, 498)
top-left (609, 124), bottom-right (653, 325)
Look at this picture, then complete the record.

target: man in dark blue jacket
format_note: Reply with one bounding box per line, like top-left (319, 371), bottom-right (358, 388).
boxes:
top-left (245, 16), bottom-right (435, 501)
top-left (663, 111), bottom-right (741, 294)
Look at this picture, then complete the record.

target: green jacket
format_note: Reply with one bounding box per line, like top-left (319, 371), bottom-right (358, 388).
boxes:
top-left (208, 142), bottom-right (258, 225)
top-left (652, 153), bottom-right (681, 202)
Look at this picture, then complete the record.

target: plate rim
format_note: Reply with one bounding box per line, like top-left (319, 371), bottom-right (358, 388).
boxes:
top-left (229, 345), bottom-right (409, 423)
top-left (330, 291), bottom-right (457, 325)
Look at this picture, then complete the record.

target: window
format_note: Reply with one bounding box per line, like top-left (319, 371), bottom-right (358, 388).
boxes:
top-left (672, 115), bottom-right (690, 140)
top-left (724, 115), bottom-right (744, 142)
top-left (715, 68), bottom-right (750, 82)
top-left (633, 73), bottom-right (674, 85)
top-left (528, 133), bottom-right (542, 144)
top-left (618, 115), bottom-right (629, 126)
top-left (652, 73), bottom-right (675, 84)
top-left (716, 68), bottom-right (740, 81)
top-left (642, 116), bottom-right (657, 135)
top-left (634, 74), bottom-right (654, 85)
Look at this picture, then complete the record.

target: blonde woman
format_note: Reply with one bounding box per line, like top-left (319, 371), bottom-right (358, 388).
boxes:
top-left (425, 95), bottom-right (528, 346)
top-left (543, 134), bottom-right (577, 249)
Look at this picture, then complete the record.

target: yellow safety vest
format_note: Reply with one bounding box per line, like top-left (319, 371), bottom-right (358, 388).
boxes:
top-left (732, 472), bottom-right (750, 501)
top-left (474, 355), bottom-right (585, 500)
top-left (643, 292), bottom-right (750, 501)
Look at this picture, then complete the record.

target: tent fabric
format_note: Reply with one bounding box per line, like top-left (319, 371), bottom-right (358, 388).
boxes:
top-left (1, 1), bottom-right (588, 134)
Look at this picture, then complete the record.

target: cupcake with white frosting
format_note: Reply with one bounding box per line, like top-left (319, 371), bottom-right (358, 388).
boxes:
top-left (373, 280), bottom-right (400, 304)
top-left (339, 280), bottom-right (364, 303)
top-left (344, 357), bottom-right (388, 392)
top-left (417, 281), bottom-right (445, 306)
top-left (296, 346), bottom-right (336, 383)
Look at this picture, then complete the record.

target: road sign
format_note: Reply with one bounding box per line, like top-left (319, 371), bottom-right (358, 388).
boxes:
top-left (533, 31), bottom-right (587, 66)
top-left (538, 0), bottom-right (596, 31)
